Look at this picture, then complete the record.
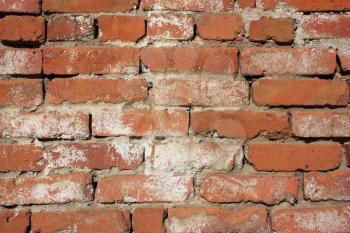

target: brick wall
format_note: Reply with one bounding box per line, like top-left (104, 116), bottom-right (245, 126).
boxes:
top-left (0, 0), bottom-right (350, 232)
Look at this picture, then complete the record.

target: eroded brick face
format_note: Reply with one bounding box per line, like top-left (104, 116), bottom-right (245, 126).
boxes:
top-left (0, 1), bottom-right (349, 232)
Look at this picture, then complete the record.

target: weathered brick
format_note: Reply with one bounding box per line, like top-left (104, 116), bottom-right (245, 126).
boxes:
top-left (238, 0), bottom-right (255, 8)
top-left (0, 210), bottom-right (30, 233)
top-left (141, 0), bottom-right (233, 11)
top-left (347, 143), bottom-right (350, 167)
top-left (166, 207), bottom-right (268, 232)
top-left (0, 144), bottom-right (44, 172)
top-left (292, 111), bottom-right (350, 137)
top-left (191, 110), bottom-right (289, 138)
top-left (0, 79), bottom-right (43, 108)
top-left (262, 0), bottom-right (350, 11)
top-left (247, 142), bottom-right (342, 171)
top-left (43, 0), bottom-right (138, 12)
top-left (0, 112), bottom-right (90, 139)
top-left (249, 17), bottom-right (294, 43)
top-left (301, 15), bottom-right (350, 39)
top-left (240, 48), bottom-right (336, 76)
top-left (96, 175), bottom-right (193, 203)
top-left (304, 171), bottom-right (350, 201)
top-left (151, 77), bottom-right (248, 106)
top-left (92, 108), bottom-right (189, 137)
top-left (271, 206), bottom-right (350, 233)
top-left (201, 173), bottom-right (298, 205)
top-left (252, 79), bottom-right (349, 106)
top-left (48, 78), bottom-right (148, 104)
top-left (146, 138), bottom-right (243, 171)
top-left (0, 0), bottom-right (40, 13)
top-left (141, 47), bottom-right (238, 74)
top-left (32, 209), bottom-right (131, 233)
top-left (339, 44), bottom-right (350, 72)
top-left (197, 15), bottom-right (243, 41)
top-left (0, 49), bottom-right (42, 75)
top-left (45, 140), bottom-right (144, 170)
top-left (134, 208), bottom-right (165, 233)
top-left (43, 47), bottom-right (140, 75)
top-left (0, 173), bottom-right (93, 206)
top-left (48, 15), bottom-right (94, 41)
top-left (99, 16), bottom-right (146, 42)
top-left (0, 16), bottom-right (45, 43)
top-left (147, 14), bottom-right (194, 40)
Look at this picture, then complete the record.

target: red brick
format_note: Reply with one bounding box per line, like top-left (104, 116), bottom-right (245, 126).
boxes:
top-left (32, 209), bottom-right (131, 233)
top-left (304, 171), bottom-right (350, 201)
top-left (0, 144), bottom-right (44, 172)
top-left (0, 79), bottom-right (43, 108)
top-left (141, 0), bottom-right (233, 11)
top-left (167, 207), bottom-right (268, 232)
top-left (0, 210), bottom-right (30, 233)
top-left (151, 77), bottom-right (248, 106)
top-left (0, 16), bottom-right (44, 43)
top-left (46, 140), bottom-right (143, 170)
top-left (147, 138), bottom-right (243, 171)
top-left (247, 143), bottom-right (342, 171)
top-left (43, 47), bottom-right (140, 75)
top-left (262, 0), bottom-right (350, 11)
top-left (0, 0), bottom-right (40, 13)
top-left (238, 0), bottom-right (255, 8)
top-left (147, 14), bottom-right (194, 40)
top-left (292, 111), bottom-right (350, 137)
top-left (301, 15), bottom-right (350, 39)
top-left (48, 78), bottom-right (148, 104)
top-left (134, 208), bottom-right (165, 233)
top-left (0, 173), bottom-right (93, 206)
top-left (141, 47), bottom-right (238, 74)
top-left (48, 15), bottom-right (94, 41)
top-left (0, 112), bottom-right (90, 139)
top-left (201, 173), bottom-right (298, 205)
top-left (252, 79), bottom-right (349, 106)
top-left (339, 49), bottom-right (350, 72)
top-left (271, 205), bottom-right (350, 233)
top-left (0, 49), bottom-right (42, 75)
top-left (92, 108), bottom-right (189, 137)
top-left (99, 16), bottom-right (145, 42)
top-left (96, 175), bottom-right (193, 203)
top-left (191, 110), bottom-right (289, 139)
top-left (43, 0), bottom-right (138, 12)
top-left (249, 17), bottom-right (294, 43)
top-left (240, 48), bottom-right (336, 76)
top-left (197, 15), bottom-right (243, 41)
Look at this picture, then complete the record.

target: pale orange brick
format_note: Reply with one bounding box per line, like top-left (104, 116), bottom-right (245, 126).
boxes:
top-left (0, 49), bottom-right (42, 75)
top-left (45, 140), bottom-right (144, 170)
top-left (166, 207), bottom-right (268, 232)
top-left (151, 77), bottom-right (248, 106)
top-left (0, 112), bottom-right (90, 139)
top-left (292, 111), bottom-right (350, 137)
top-left (201, 173), bottom-right (298, 205)
top-left (304, 171), bottom-right (350, 201)
top-left (92, 108), bottom-right (189, 137)
top-left (147, 14), bottom-right (194, 40)
top-left (272, 205), bottom-right (350, 233)
top-left (0, 173), bottom-right (93, 206)
top-left (96, 175), bottom-right (193, 203)
top-left (240, 48), bottom-right (336, 76)
top-left (32, 209), bottom-right (131, 233)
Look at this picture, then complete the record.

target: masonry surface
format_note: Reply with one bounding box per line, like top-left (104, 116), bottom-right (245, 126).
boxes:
top-left (0, 0), bottom-right (350, 232)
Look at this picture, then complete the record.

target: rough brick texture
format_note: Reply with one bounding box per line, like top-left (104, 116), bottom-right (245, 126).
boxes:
top-left (0, 1), bottom-right (349, 232)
